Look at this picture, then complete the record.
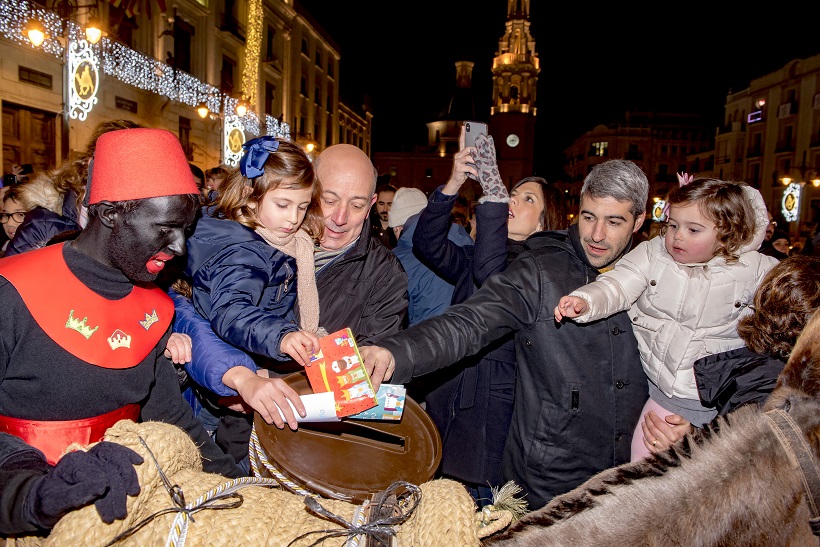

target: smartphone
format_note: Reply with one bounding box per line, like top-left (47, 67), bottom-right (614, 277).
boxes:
top-left (2, 174), bottom-right (16, 187)
top-left (463, 121), bottom-right (488, 149)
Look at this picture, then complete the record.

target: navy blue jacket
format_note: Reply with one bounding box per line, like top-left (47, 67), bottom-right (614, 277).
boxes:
top-left (5, 190), bottom-right (82, 256)
top-left (185, 207), bottom-right (299, 361)
top-left (392, 212), bottom-right (472, 326)
top-left (411, 187), bottom-right (517, 487)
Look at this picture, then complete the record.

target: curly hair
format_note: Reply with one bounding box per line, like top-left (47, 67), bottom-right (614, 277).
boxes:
top-left (664, 178), bottom-right (755, 263)
top-left (213, 138), bottom-right (323, 242)
top-left (737, 255), bottom-right (820, 360)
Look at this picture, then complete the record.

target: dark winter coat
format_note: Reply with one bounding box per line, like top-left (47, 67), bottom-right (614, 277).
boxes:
top-left (316, 220), bottom-right (408, 346)
top-left (5, 189), bottom-right (82, 256)
top-left (185, 207), bottom-right (300, 361)
top-left (410, 187), bottom-right (516, 487)
top-left (694, 346), bottom-right (785, 417)
top-left (383, 225), bottom-right (647, 509)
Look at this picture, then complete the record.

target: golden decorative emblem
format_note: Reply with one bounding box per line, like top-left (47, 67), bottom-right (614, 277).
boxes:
top-left (65, 309), bottom-right (99, 339)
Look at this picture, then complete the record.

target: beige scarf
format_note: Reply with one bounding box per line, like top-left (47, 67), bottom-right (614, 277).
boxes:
top-left (255, 226), bottom-right (320, 334)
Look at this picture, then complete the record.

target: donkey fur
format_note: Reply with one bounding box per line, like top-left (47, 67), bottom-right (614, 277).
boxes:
top-left (484, 310), bottom-right (820, 546)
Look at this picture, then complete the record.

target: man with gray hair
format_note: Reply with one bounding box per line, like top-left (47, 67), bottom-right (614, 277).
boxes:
top-left (362, 158), bottom-right (650, 509)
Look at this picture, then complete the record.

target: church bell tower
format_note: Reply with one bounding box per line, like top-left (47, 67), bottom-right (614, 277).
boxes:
top-left (489, 0), bottom-right (540, 184)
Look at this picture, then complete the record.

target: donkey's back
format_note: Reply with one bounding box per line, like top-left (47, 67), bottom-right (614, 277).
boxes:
top-left (485, 398), bottom-right (820, 546)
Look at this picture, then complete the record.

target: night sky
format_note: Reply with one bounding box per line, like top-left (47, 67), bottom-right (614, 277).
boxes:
top-left (297, 1), bottom-right (819, 180)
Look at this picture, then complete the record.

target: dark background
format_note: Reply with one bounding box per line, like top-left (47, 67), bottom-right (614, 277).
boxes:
top-left (298, 1), bottom-right (819, 180)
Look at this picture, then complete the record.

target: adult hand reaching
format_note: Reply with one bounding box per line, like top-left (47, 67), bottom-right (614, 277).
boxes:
top-left (359, 346), bottom-right (396, 391)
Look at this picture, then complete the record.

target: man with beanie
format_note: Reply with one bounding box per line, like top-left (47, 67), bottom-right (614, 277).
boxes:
top-left (0, 128), bottom-right (241, 537)
top-left (389, 187), bottom-right (472, 326)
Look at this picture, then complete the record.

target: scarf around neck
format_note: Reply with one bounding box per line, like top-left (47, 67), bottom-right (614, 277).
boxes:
top-left (254, 226), bottom-right (320, 334)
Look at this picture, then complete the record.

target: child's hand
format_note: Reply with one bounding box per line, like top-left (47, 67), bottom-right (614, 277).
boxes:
top-left (231, 371), bottom-right (307, 431)
top-left (554, 296), bottom-right (588, 322)
top-left (163, 333), bottom-right (192, 364)
top-left (281, 330), bottom-right (320, 367)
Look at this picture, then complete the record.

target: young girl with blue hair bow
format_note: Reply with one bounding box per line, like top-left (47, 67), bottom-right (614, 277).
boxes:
top-left (172, 136), bottom-right (324, 470)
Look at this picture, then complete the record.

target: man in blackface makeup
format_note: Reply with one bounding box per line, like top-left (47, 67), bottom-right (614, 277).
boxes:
top-left (0, 128), bottom-right (241, 537)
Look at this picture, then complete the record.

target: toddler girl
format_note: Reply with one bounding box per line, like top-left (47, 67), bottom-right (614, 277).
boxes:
top-left (182, 136), bottom-right (324, 446)
top-left (554, 176), bottom-right (778, 460)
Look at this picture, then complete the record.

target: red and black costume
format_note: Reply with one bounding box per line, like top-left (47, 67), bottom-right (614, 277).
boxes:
top-left (0, 243), bottom-right (241, 534)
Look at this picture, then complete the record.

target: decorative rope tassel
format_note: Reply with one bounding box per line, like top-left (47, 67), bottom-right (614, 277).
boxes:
top-left (475, 481), bottom-right (528, 539)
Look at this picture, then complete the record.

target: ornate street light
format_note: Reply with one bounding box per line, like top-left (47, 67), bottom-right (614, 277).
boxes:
top-left (779, 151), bottom-right (820, 223)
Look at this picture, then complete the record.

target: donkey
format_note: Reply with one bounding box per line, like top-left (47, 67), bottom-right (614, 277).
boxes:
top-left (484, 310), bottom-right (820, 546)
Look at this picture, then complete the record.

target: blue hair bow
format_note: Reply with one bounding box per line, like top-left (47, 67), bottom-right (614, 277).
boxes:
top-left (240, 136), bottom-right (280, 178)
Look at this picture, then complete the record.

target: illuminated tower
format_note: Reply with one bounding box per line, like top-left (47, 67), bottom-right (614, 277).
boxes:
top-left (489, 0), bottom-right (540, 183)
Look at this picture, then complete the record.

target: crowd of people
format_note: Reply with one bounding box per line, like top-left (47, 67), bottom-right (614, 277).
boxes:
top-left (0, 118), bottom-right (819, 538)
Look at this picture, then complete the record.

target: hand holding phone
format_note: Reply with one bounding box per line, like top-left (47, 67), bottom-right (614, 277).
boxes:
top-left (463, 121), bottom-right (488, 150)
top-left (463, 121), bottom-right (488, 177)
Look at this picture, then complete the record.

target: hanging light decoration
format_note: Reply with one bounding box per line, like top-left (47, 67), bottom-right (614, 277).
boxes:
top-left (84, 15), bottom-right (102, 44)
top-left (25, 18), bottom-right (46, 47)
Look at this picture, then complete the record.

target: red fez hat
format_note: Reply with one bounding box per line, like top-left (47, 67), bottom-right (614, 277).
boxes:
top-left (87, 128), bottom-right (198, 204)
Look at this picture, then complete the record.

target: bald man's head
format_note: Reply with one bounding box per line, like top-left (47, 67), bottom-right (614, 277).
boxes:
top-left (314, 144), bottom-right (378, 250)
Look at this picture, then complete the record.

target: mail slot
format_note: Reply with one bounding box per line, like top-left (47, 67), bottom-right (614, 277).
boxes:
top-left (252, 371), bottom-right (442, 503)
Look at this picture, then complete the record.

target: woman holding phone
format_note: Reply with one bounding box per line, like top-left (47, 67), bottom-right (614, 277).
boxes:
top-left (410, 124), bottom-right (566, 506)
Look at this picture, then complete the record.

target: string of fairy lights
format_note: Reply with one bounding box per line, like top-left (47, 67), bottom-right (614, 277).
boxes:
top-left (241, 0), bottom-right (262, 109)
top-left (0, 0), bottom-right (288, 139)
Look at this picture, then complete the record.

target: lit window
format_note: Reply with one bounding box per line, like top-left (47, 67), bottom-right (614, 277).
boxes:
top-left (591, 142), bottom-right (608, 157)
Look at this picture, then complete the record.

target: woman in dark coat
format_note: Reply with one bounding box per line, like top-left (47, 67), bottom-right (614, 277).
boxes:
top-left (412, 127), bottom-right (567, 506)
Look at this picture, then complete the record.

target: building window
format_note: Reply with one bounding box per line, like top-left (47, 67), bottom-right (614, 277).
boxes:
top-left (264, 82), bottom-right (275, 116)
top-left (671, 145), bottom-right (678, 155)
top-left (314, 85), bottom-right (320, 105)
top-left (326, 87), bottom-right (333, 110)
top-left (591, 141), bottom-right (608, 157)
top-left (266, 26), bottom-right (276, 61)
top-left (315, 50), bottom-right (322, 67)
top-left (173, 17), bottom-right (194, 73)
top-left (661, 144), bottom-right (668, 154)
top-left (425, 168), bottom-right (433, 178)
top-left (314, 122), bottom-right (319, 138)
top-left (328, 61), bottom-right (334, 78)
top-left (220, 55), bottom-right (236, 96)
top-left (300, 75), bottom-right (307, 96)
top-left (108, 4), bottom-right (136, 47)
top-left (301, 38), bottom-right (308, 55)
top-left (179, 117), bottom-right (192, 160)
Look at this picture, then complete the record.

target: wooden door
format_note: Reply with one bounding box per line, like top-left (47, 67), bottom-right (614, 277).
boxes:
top-left (2, 103), bottom-right (57, 176)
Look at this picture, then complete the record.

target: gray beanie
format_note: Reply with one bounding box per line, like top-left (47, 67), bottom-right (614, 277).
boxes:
top-left (388, 187), bottom-right (428, 228)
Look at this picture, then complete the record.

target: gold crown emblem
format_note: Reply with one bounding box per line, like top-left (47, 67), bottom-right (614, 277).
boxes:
top-left (139, 309), bottom-right (159, 330)
top-left (65, 310), bottom-right (99, 340)
top-left (107, 329), bottom-right (132, 350)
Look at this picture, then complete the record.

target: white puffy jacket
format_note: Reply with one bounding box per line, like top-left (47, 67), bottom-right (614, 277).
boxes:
top-left (571, 185), bottom-right (779, 400)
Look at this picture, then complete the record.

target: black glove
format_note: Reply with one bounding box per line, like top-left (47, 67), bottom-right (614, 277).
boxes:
top-left (23, 442), bottom-right (143, 529)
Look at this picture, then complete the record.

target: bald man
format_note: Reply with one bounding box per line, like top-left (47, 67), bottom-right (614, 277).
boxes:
top-left (201, 144), bottom-right (409, 467)
top-left (312, 144), bottom-right (408, 344)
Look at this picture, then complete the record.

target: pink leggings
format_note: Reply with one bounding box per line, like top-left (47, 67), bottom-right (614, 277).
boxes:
top-left (630, 397), bottom-right (677, 461)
